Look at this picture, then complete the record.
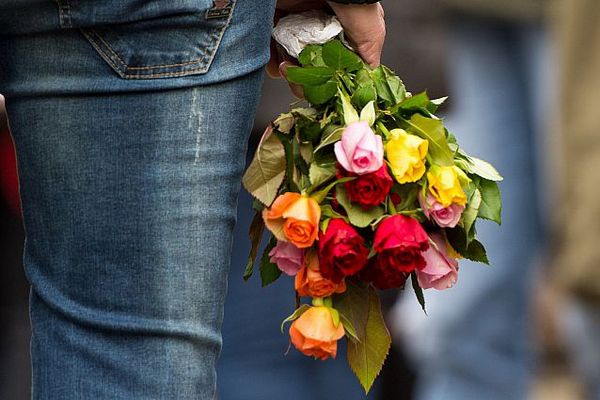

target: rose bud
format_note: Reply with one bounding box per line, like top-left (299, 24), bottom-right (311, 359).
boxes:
top-left (427, 165), bottom-right (467, 207)
top-left (385, 128), bottom-right (428, 184)
top-left (371, 215), bottom-right (429, 288)
top-left (263, 192), bottom-right (321, 249)
top-left (269, 240), bottom-right (305, 276)
top-left (417, 233), bottom-right (459, 290)
top-left (359, 257), bottom-right (409, 290)
top-left (418, 192), bottom-right (465, 228)
top-left (334, 121), bottom-right (384, 175)
top-left (289, 306), bottom-right (345, 360)
top-left (318, 219), bottom-right (369, 283)
top-left (336, 164), bottom-right (393, 209)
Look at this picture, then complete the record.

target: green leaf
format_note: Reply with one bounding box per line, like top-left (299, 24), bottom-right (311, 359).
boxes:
top-left (477, 179), bottom-right (502, 224)
top-left (252, 198), bottom-right (265, 212)
top-left (304, 80), bottom-right (337, 105)
top-left (371, 65), bottom-right (406, 105)
top-left (334, 282), bottom-right (369, 340)
top-left (330, 307), bottom-right (341, 327)
top-left (355, 68), bottom-right (374, 87)
top-left (243, 211), bottom-right (265, 281)
top-left (280, 304), bottom-right (311, 332)
top-left (392, 184), bottom-right (420, 212)
top-left (322, 40), bottom-right (363, 71)
top-left (291, 107), bottom-right (318, 120)
top-left (359, 101), bottom-right (376, 126)
top-left (320, 204), bottom-right (346, 220)
top-left (242, 126), bottom-right (286, 206)
top-left (339, 88), bottom-right (359, 125)
top-left (299, 141), bottom-right (314, 165)
top-left (259, 238), bottom-right (281, 287)
top-left (461, 188), bottom-right (482, 241)
top-left (463, 239), bottom-right (489, 264)
top-left (321, 217), bottom-right (331, 233)
top-left (314, 125), bottom-right (344, 152)
top-left (403, 114), bottom-right (454, 166)
top-left (468, 156), bottom-right (503, 181)
top-left (292, 139), bottom-right (310, 180)
top-left (445, 226), bottom-right (468, 255)
top-left (336, 186), bottom-right (385, 228)
top-left (411, 272), bottom-right (426, 314)
top-left (339, 312), bottom-right (360, 342)
top-left (311, 176), bottom-right (355, 204)
top-left (309, 162), bottom-right (336, 189)
top-left (298, 45), bottom-right (326, 67)
top-left (352, 85), bottom-right (377, 110)
top-left (296, 117), bottom-right (321, 143)
top-left (286, 66), bottom-right (335, 86)
top-left (335, 283), bottom-right (391, 394)
top-left (425, 96), bottom-right (448, 114)
top-left (394, 92), bottom-right (430, 112)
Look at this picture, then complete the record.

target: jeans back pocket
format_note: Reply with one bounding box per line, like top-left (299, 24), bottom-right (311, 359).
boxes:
top-left (56, 0), bottom-right (237, 79)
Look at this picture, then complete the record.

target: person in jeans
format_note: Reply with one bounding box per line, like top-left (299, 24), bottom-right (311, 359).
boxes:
top-left (393, 1), bottom-right (553, 399)
top-left (0, 1), bottom-right (384, 398)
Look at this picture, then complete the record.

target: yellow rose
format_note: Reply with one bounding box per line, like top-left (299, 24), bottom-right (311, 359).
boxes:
top-left (427, 166), bottom-right (467, 207)
top-left (384, 129), bottom-right (428, 184)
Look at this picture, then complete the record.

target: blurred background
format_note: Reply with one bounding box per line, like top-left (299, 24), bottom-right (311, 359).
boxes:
top-left (2, 0), bottom-right (600, 398)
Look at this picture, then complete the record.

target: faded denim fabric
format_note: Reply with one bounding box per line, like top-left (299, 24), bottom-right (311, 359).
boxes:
top-left (0, 1), bottom-right (276, 399)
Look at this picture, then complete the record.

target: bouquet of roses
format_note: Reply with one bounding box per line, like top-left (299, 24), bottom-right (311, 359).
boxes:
top-left (242, 12), bottom-right (502, 393)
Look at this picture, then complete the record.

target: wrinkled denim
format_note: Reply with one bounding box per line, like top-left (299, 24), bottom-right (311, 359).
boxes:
top-left (0, 1), bottom-right (276, 399)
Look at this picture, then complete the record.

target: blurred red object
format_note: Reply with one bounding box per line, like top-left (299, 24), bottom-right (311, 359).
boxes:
top-left (0, 127), bottom-right (21, 216)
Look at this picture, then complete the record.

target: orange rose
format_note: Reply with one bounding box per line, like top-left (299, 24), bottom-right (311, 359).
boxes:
top-left (289, 306), bottom-right (345, 360)
top-left (295, 252), bottom-right (346, 298)
top-left (263, 192), bottom-right (321, 248)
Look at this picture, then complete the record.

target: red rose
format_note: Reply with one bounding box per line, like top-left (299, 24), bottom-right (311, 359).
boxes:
top-left (318, 219), bottom-right (369, 283)
top-left (337, 164), bottom-right (393, 209)
top-left (367, 215), bottom-right (429, 289)
top-left (360, 258), bottom-right (409, 290)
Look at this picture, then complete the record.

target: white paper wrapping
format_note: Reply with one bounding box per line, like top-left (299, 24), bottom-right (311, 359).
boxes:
top-left (272, 10), bottom-right (344, 58)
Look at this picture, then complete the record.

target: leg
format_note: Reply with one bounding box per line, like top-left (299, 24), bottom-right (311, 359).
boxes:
top-left (6, 71), bottom-right (264, 399)
top-left (1, 2), bottom-right (276, 397)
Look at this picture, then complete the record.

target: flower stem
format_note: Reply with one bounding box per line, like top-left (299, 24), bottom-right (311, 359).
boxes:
top-left (377, 122), bottom-right (391, 138)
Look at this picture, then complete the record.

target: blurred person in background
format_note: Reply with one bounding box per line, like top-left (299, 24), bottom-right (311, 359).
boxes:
top-left (393, 0), bottom-right (555, 399)
top-left (553, 0), bottom-right (600, 398)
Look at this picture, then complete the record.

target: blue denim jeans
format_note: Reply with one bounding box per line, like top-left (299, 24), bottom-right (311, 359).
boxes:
top-left (393, 17), bottom-right (552, 400)
top-left (0, 1), bottom-right (276, 398)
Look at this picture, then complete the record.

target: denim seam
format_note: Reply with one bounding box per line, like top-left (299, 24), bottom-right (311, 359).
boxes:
top-left (80, 0), bottom-right (238, 79)
top-left (97, 28), bottom-right (213, 71)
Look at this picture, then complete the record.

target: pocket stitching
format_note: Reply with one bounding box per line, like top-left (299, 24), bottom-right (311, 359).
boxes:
top-left (80, 0), bottom-right (238, 79)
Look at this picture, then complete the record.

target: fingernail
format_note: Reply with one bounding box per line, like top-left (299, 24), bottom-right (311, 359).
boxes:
top-left (279, 61), bottom-right (292, 77)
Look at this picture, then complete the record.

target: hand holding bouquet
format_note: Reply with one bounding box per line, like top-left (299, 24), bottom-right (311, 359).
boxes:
top-left (242, 11), bottom-right (502, 393)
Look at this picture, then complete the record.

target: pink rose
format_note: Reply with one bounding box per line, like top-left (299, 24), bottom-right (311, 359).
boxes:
top-left (419, 192), bottom-right (465, 228)
top-left (417, 233), bottom-right (458, 290)
top-left (269, 241), bottom-right (305, 276)
top-left (334, 121), bottom-right (384, 175)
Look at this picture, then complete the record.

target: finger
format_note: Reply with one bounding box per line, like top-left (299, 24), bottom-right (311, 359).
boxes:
top-left (279, 61), bottom-right (305, 99)
top-left (267, 40), bottom-right (283, 78)
top-left (353, 38), bottom-right (384, 68)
